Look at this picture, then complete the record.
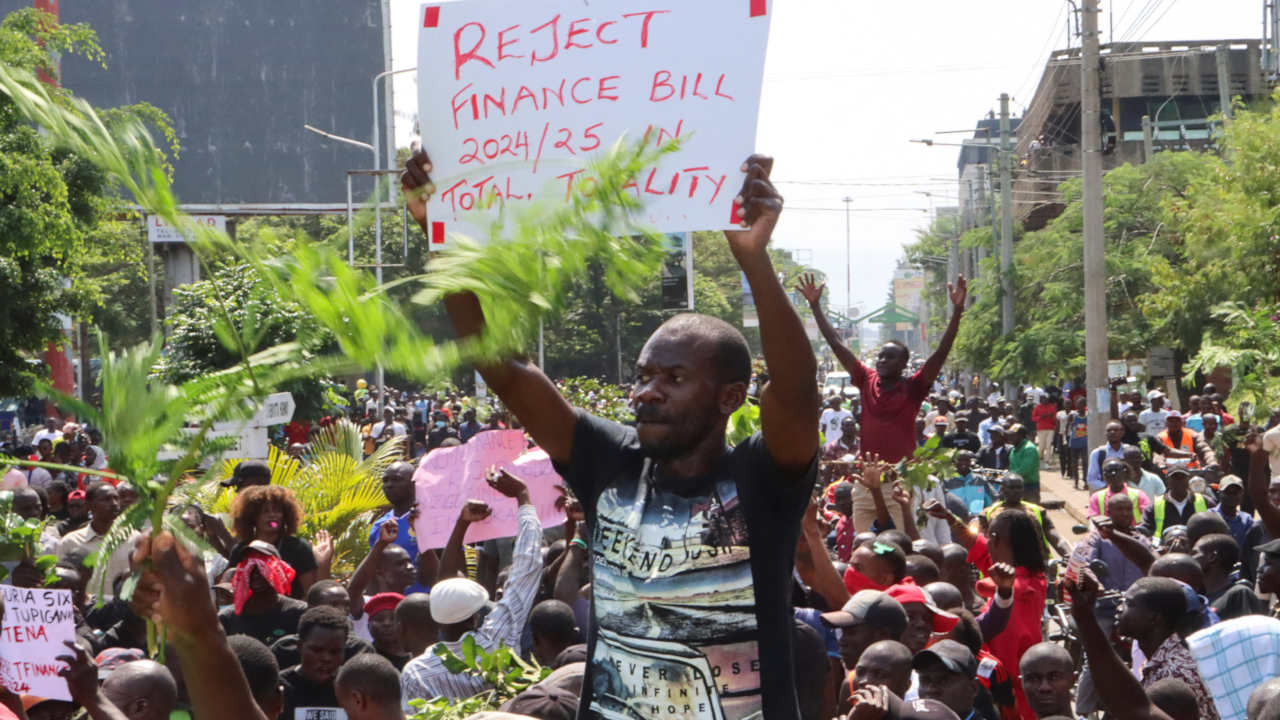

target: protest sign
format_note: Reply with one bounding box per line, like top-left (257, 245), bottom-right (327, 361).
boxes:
top-left (412, 430), bottom-right (567, 547)
top-left (0, 587), bottom-right (77, 701)
top-left (416, 0), bottom-right (772, 245)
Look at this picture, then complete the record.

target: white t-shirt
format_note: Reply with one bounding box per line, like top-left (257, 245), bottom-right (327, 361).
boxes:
top-left (371, 421), bottom-right (407, 438)
top-left (32, 429), bottom-right (62, 446)
top-left (986, 391), bottom-right (1003, 406)
top-left (819, 409), bottom-right (852, 439)
top-left (1025, 386), bottom-right (1046, 404)
top-left (1138, 408), bottom-right (1170, 437)
top-left (1263, 425), bottom-right (1280, 478)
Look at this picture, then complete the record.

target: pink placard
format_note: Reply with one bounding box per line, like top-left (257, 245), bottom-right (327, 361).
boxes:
top-left (412, 430), bottom-right (568, 548)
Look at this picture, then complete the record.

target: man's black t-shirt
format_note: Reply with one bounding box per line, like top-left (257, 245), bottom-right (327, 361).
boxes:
top-left (554, 411), bottom-right (815, 720)
top-left (940, 431), bottom-right (981, 453)
top-left (280, 665), bottom-right (344, 719)
top-left (270, 632), bottom-right (375, 671)
top-left (218, 596), bottom-right (307, 648)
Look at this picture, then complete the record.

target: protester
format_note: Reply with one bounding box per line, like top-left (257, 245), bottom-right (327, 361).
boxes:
top-left (228, 485), bottom-right (318, 598)
top-left (1140, 467), bottom-right (1210, 545)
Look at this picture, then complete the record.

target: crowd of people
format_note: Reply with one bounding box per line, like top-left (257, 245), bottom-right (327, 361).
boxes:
top-left (0, 151), bottom-right (1278, 720)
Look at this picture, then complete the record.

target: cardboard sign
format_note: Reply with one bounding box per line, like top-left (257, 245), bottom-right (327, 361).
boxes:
top-left (416, 0), bottom-right (772, 245)
top-left (0, 587), bottom-right (77, 701)
top-left (412, 430), bottom-right (567, 547)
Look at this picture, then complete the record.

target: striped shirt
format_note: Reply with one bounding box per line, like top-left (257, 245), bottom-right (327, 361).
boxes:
top-left (400, 504), bottom-right (542, 707)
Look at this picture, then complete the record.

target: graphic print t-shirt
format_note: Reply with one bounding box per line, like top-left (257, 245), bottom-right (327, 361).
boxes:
top-left (555, 411), bottom-right (815, 720)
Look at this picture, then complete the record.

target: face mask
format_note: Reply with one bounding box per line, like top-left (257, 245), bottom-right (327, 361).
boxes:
top-left (842, 565), bottom-right (889, 594)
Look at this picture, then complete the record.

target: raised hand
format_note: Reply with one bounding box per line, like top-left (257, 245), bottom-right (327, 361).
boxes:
top-left (459, 500), bottom-right (493, 523)
top-left (129, 530), bottom-right (216, 642)
top-left (1063, 568), bottom-right (1100, 613)
top-left (988, 562), bottom-right (1016, 597)
top-left (554, 484), bottom-right (585, 523)
top-left (399, 150), bottom-right (435, 231)
top-left (373, 520), bottom-right (398, 547)
top-left (848, 684), bottom-right (891, 720)
top-left (923, 498), bottom-right (950, 521)
top-left (794, 273), bottom-right (825, 305)
top-left (723, 154), bottom-right (782, 257)
top-left (857, 455), bottom-right (887, 491)
top-left (948, 274), bottom-right (967, 309)
top-left (486, 467), bottom-right (530, 502)
top-left (55, 639), bottom-right (101, 705)
top-left (890, 482), bottom-right (912, 509)
top-left (313, 529), bottom-right (334, 574)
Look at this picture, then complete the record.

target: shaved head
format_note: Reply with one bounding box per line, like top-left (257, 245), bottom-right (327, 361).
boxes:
top-left (102, 660), bottom-right (178, 720)
top-left (650, 313), bottom-right (751, 385)
top-left (1150, 553), bottom-right (1205, 593)
top-left (1019, 642), bottom-right (1073, 674)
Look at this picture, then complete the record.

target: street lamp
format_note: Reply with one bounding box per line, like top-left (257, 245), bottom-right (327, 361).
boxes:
top-left (842, 197), bottom-right (852, 315)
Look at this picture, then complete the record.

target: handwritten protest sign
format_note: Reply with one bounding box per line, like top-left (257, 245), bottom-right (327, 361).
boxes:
top-left (416, 0), bottom-right (772, 245)
top-left (0, 587), bottom-right (76, 701)
top-left (412, 430), bottom-right (567, 547)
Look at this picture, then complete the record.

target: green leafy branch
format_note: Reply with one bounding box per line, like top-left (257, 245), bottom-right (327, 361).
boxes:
top-left (407, 638), bottom-right (550, 720)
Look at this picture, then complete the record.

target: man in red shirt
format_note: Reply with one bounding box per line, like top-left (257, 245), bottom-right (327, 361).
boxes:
top-left (797, 273), bottom-right (966, 531)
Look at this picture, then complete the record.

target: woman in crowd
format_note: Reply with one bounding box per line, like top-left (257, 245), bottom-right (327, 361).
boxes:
top-left (229, 485), bottom-right (318, 599)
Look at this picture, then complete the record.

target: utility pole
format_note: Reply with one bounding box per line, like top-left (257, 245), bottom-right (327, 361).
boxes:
top-left (1082, 0), bottom-right (1110, 450)
top-left (1141, 114), bottom-right (1154, 161)
top-left (1216, 43), bottom-right (1233, 120)
top-left (843, 197), bottom-right (853, 315)
top-left (998, 93), bottom-right (1015, 399)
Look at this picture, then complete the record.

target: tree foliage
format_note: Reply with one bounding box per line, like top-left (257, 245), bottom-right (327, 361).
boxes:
top-left (903, 94), bottom-right (1280, 414)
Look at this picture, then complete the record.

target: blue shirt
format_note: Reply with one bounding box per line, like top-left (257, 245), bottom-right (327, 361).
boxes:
top-left (369, 509), bottom-right (420, 561)
top-left (1212, 506), bottom-right (1254, 551)
top-left (793, 607), bottom-right (839, 659)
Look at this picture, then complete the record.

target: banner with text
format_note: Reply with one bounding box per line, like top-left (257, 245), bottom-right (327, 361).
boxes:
top-left (416, 0), bottom-right (772, 245)
top-left (0, 587), bottom-right (76, 700)
top-left (412, 430), bottom-right (567, 547)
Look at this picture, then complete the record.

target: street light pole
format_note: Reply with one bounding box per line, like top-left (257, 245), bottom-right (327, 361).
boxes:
top-left (1082, 0), bottom-right (1110, 450)
top-left (843, 196), bottom-right (852, 315)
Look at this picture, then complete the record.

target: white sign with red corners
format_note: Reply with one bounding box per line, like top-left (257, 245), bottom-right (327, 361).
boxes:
top-left (416, 0), bottom-right (772, 246)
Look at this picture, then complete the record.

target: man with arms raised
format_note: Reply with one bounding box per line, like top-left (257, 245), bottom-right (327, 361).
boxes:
top-left (796, 269), bottom-right (965, 531)
top-left (402, 152), bottom-right (820, 719)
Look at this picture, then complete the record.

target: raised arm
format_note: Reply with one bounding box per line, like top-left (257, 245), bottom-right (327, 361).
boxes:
top-left (402, 151), bottom-right (576, 464)
top-left (130, 532), bottom-right (270, 720)
top-left (799, 495), bottom-right (851, 610)
top-left (1247, 430), bottom-right (1280, 538)
top-left (1066, 572), bottom-right (1173, 720)
top-left (917, 277), bottom-right (966, 386)
top-left (56, 640), bottom-right (132, 720)
top-left (795, 273), bottom-right (861, 376)
top-left (435, 500), bottom-right (492, 586)
top-left (348, 520), bottom-right (395, 618)
top-left (726, 155), bottom-right (820, 472)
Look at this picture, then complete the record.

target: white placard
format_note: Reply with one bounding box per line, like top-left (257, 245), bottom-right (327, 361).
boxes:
top-left (0, 587), bottom-right (77, 701)
top-left (147, 214), bottom-right (226, 244)
top-left (416, 0), bottom-right (772, 245)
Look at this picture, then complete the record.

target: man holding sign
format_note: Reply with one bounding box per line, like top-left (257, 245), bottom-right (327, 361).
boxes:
top-left (401, 149), bottom-right (818, 720)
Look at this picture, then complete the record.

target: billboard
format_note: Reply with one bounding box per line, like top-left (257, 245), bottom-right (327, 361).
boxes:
top-left (16, 1), bottom-right (387, 205)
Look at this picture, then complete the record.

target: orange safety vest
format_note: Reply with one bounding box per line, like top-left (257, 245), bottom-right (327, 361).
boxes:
top-left (1158, 429), bottom-right (1199, 468)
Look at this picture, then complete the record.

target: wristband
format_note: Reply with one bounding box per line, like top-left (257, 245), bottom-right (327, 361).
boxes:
top-left (571, 537), bottom-right (588, 551)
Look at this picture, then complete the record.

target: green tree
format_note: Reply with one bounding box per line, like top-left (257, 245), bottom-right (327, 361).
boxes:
top-left (156, 264), bottom-right (341, 420)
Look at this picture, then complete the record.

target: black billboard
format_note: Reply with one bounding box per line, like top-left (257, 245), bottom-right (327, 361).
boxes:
top-left (3, 1), bottom-right (387, 205)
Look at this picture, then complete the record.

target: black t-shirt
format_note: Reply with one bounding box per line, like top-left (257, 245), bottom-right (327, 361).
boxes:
top-left (940, 431), bottom-right (981, 453)
top-left (554, 410), bottom-right (816, 720)
top-left (229, 536), bottom-right (318, 599)
top-left (218, 596), bottom-right (307, 648)
top-left (279, 665), bottom-right (343, 720)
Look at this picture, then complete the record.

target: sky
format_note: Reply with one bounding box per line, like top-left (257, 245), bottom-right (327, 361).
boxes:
top-left (385, 0), bottom-right (1261, 317)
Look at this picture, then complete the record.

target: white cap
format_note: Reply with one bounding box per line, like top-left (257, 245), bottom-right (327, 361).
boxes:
top-left (429, 578), bottom-right (489, 624)
top-left (1147, 389), bottom-right (1165, 400)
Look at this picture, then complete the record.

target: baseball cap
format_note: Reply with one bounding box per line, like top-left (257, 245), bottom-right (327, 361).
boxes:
top-left (363, 592), bottom-right (405, 617)
top-left (1256, 538), bottom-right (1280, 556)
top-left (67, 489), bottom-right (86, 501)
top-left (95, 647), bottom-right (145, 679)
top-left (911, 639), bottom-right (978, 677)
top-left (499, 684), bottom-right (578, 720)
top-left (1102, 459), bottom-right (1127, 474)
top-left (430, 577), bottom-right (490, 624)
top-left (1147, 389), bottom-right (1165, 399)
top-left (933, 416), bottom-right (950, 426)
top-left (1166, 410), bottom-right (1183, 420)
top-left (988, 425), bottom-right (1006, 435)
top-left (821, 590), bottom-right (908, 635)
top-left (886, 583), bottom-right (960, 633)
top-left (1166, 465), bottom-right (1192, 478)
top-left (1218, 475), bottom-right (1244, 492)
top-left (245, 540), bottom-right (281, 559)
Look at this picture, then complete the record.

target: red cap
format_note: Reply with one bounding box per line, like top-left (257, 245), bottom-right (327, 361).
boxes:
top-left (887, 582), bottom-right (960, 634)
top-left (67, 490), bottom-right (86, 501)
top-left (364, 592), bottom-right (405, 617)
